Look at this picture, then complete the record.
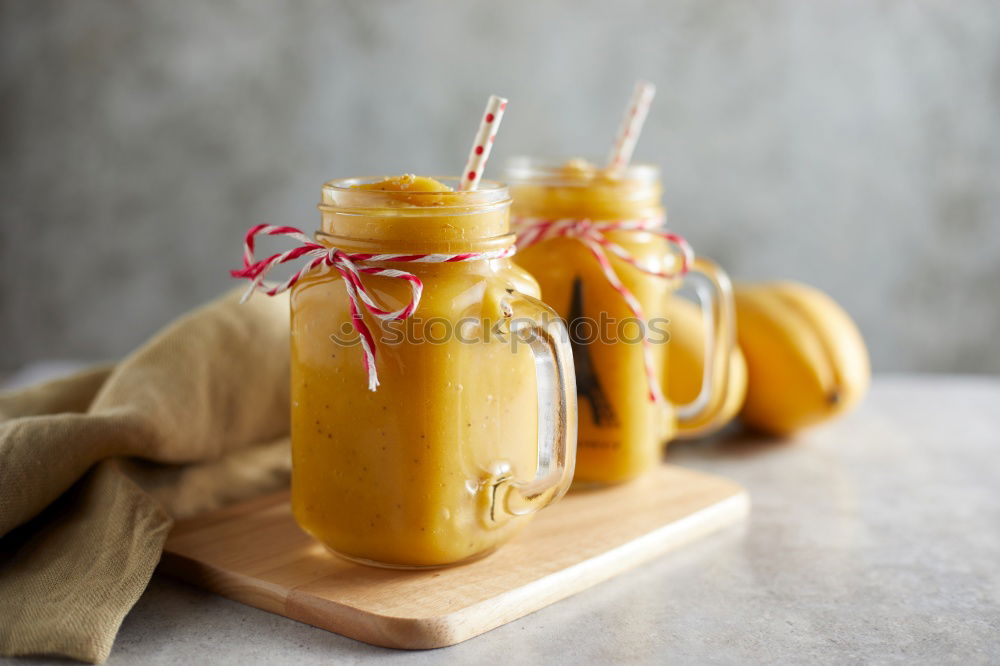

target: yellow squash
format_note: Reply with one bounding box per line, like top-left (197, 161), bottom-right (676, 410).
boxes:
top-left (734, 281), bottom-right (870, 435)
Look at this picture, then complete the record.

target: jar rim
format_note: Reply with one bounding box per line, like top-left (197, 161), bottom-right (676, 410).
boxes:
top-left (315, 229), bottom-right (516, 254)
top-left (320, 176), bottom-right (510, 212)
top-left (504, 157), bottom-right (660, 187)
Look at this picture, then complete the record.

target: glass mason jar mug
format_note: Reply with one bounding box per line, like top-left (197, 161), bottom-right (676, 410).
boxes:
top-left (507, 159), bottom-right (735, 485)
top-left (290, 177), bottom-right (577, 569)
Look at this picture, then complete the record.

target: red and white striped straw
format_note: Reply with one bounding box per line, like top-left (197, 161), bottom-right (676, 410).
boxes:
top-left (458, 94), bottom-right (508, 191)
top-left (607, 80), bottom-right (656, 170)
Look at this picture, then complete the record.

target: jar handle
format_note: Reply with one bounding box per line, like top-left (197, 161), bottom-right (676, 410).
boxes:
top-left (674, 256), bottom-right (737, 437)
top-left (486, 293), bottom-right (577, 522)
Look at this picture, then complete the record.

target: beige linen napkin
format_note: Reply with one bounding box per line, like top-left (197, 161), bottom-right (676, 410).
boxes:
top-left (0, 289), bottom-right (292, 663)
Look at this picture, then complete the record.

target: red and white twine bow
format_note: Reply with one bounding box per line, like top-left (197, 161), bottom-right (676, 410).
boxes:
top-left (513, 215), bottom-right (694, 403)
top-left (232, 224), bottom-right (515, 391)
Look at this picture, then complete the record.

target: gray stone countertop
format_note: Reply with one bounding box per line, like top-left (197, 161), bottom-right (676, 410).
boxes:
top-left (6, 375), bottom-right (999, 665)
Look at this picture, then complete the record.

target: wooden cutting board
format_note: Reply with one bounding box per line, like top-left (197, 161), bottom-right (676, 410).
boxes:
top-left (160, 464), bottom-right (748, 650)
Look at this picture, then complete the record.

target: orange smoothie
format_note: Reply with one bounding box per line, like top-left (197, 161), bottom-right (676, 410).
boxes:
top-left (509, 160), bottom-right (733, 485)
top-left (290, 175), bottom-right (575, 568)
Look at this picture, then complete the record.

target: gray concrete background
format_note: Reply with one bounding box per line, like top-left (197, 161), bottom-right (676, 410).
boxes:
top-left (2, 0), bottom-right (998, 373)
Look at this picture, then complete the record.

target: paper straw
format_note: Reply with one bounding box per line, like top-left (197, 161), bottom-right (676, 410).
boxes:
top-left (607, 81), bottom-right (656, 169)
top-left (458, 94), bottom-right (508, 191)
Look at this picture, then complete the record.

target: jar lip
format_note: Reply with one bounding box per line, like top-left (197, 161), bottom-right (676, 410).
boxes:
top-left (321, 176), bottom-right (510, 211)
top-left (315, 229), bottom-right (517, 254)
top-left (504, 157), bottom-right (660, 187)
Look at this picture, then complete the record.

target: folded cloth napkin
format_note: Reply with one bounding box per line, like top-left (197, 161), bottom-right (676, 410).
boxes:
top-left (0, 289), bottom-right (292, 663)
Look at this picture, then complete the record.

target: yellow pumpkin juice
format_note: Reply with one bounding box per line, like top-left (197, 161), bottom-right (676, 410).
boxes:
top-left (510, 161), bottom-right (678, 484)
top-left (291, 175), bottom-right (575, 568)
